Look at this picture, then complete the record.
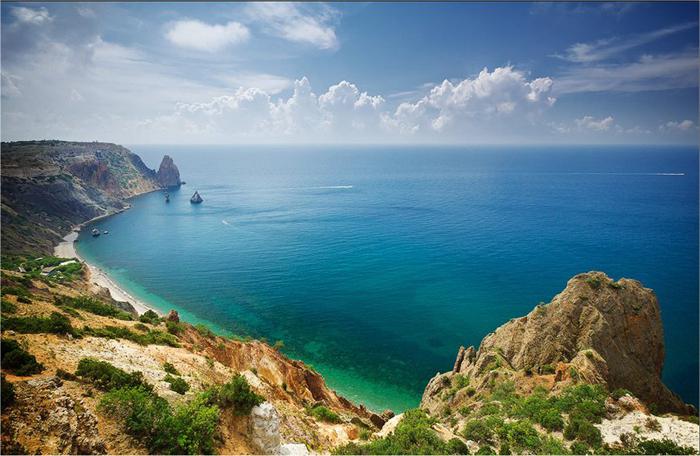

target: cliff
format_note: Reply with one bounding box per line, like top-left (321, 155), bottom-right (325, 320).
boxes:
top-left (156, 155), bottom-right (182, 188)
top-left (0, 141), bottom-right (178, 255)
top-left (1, 267), bottom-right (378, 454)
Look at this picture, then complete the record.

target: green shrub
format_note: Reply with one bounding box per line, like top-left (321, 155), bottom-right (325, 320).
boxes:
top-left (446, 438), bottom-right (470, 455)
top-left (497, 419), bottom-right (541, 453)
top-left (453, 374), bottom-right (470, 389)
top-left (1, 339), bottom-right (44, 376)
top-left (76, 358), bottom-right (151, 391)
top-left (163, 362), bottom-right (180, 376)
top-left (585, 277), bottom-right (602, 289)
top-left (56, 368), bottom-right (78, 381)
top-left (1, 374), bottom-right (14, 409)
top-left (1, 285), bottom-right (30, 298)
top-left (139, 310), bottom-right (161, 325)
top-left (564, 418), bottom-right (602, 448)
top-left (17, 296), bottom-right (31, 304)
top-left (476, 445), bottom-right (494, 455)
top-left (645, 417), bottom-right (661, 432)
top-left (55, 295), bottom-right (132, 320)
top-left (611, 388), bottom-right (633, 400)
top-left (165, 374), bottom-right (190, 395)
top-left (540, 364), bottom-right (556, 374)
top-left (333, 409), bottom-right (457, 455)
top-left (310, 405), bottom-right (342, 423)
top-left (1, 298), bottom-right (17, 314)
top-left (205, 374), bottom-right (263, 416)
top-left (513, 387), bottom-right (564, 431)
top-left (134, 323), bottom-right (149, 332)
top-left (570, 441), bottom-right (590, 455)
top-left (273, 340), bottom-right (285, 351)
top-left (166, 320), bottom-right (184, 335)
top-left (2, 312), bottom-right (75, 335)
top-left (635, 438), bottom-right (697, 455)
top-left (539, 436), bottom-right (569, 455)
top-left (358, 429), bottom-right (371, 440)
top-left (556, 384), bottom-right (607, 423)
top-left (462, 419), bottom-right (494, 444)
top-left (82, 325), bottom-right (179, 347)
top-left (195, 323), bottom-right (215, 338)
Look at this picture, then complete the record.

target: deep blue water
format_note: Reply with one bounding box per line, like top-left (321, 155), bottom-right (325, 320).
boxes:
top-left (76, 145), bottom-right (699, 412)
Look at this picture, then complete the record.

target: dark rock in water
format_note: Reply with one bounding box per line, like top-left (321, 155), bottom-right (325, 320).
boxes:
top-left (166, 310), bottom-right (180, 323)
top-left (190, 191), bottom-right (203, 204)
top-left (156, 155), bottom-right (181, 188)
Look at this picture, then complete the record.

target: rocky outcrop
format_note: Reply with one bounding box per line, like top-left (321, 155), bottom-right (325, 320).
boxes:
top-left (156, 155), bottom-right (181, 188)
top-left (423, 272), bottom-right (692, 414)
top-left (0, 141), bottom-right (181, 255)
top-left (250, 402), bottom-right (282, 454)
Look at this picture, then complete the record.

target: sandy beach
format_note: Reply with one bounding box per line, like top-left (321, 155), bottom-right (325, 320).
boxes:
top-left (54, 229), bottom-right (159, 316)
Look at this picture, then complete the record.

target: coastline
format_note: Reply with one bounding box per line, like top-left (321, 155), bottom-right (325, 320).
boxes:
top-left (53, 206), bottom-right (162, 317)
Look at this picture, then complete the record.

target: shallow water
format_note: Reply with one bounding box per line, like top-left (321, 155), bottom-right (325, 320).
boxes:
top-left (76, 145), bottom-right (699, 412)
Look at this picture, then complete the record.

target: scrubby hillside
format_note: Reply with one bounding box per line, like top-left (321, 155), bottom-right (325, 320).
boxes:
top-left (1, 141), bottom-right (165, 255)
top-left (0, 263), bottom-right (383, 454)
top-left (335, 272), bottom-right (699, 455)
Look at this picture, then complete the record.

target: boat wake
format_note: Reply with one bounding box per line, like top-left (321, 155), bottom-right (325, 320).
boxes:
top-left (292, 185), bottom-right (354, 190)
top-left (222, 219), bottom-right (230, 225)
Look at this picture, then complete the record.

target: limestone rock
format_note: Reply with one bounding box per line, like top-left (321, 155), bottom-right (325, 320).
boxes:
top-left (250, 402), bottom-right (282, 454)
top-left (280, 443), bottom-right (310, 455)
top-left (156, 155), bottom-right (181, 188)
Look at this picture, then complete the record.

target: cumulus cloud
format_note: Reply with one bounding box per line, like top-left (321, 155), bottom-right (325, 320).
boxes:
top-left (576, 115), bottom-right (615, 131)
top-left (385, 66), bottom-right (555, 135)
top-left (11, 6), bottom-right (53, 25)
top-left (660, 120), bottom-right (696, 131)
top-left (245, 3), bottom-right (339, 50)
top-left (166, 20), bottom-right (250, 52)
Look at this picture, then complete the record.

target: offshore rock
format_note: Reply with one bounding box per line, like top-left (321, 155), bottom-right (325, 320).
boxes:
top-left (156, 155), bottom-right (181, 188)
top-left (190, 190), bottom-right (203, 204)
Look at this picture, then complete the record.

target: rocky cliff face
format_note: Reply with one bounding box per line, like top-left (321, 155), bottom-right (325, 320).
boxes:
top-left (422, 272), bottom-right (692, 416)
top-left (1, 141), bottom-right (178, 255)
top-left (156, 155), bottom-right (181, 188)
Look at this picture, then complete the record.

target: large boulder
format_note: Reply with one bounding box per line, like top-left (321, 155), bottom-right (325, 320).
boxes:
top-left (249, 402), bottom-right (281, 455)
top-left (156, 155), bottom-right (181, 188)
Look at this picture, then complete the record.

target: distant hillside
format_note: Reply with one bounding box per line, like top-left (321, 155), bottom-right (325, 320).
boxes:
top-left (1, 141), bottom-right (168, 256)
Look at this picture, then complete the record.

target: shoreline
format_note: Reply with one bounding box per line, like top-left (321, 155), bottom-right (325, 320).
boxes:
top-left (53, 209), bottom-right (161, 317)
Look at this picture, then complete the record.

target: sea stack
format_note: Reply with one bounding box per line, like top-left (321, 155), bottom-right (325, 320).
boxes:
top-left (156, 155), bottom-right (182, 188)
top-left (190, 191), bottom-right (203, 204)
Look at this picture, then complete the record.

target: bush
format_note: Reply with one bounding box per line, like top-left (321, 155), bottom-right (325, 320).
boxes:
top-left (611, 388), bottom-right (633, 400)
top-left (1, 339), bottom-right (44, 376)
top-left (570, 441), bottom-right (590, 455)
top-left (564, 418), bottom-right (602, 448)
top-left (333, 409), bottom-right (460, 455)
top-left (498, 419), bottom-right (541, 453)
top-left (476, 445), bottom-right (494, 455)
top-left (310, 405), bottom-right (342, 423)
top-left (635, 438), bottom-right (697, 455)
top-left (556, 384), bottom-right (607, 423)
top-left (82, 325), bottom-right (179, 347)
top-left (17, 296), bottom-right (31, 304)
top-left (166, 320), bottom-right (184, 335)
top-left (463, 419), bottom-right (494, 444)
top-left (273, 340), bottom-right (285, 351)
top-left (205, 374), bottom-right (263, 416)
top-left (540, 364), bottom-right (556, 374)
top-left (2, 312), bottom-right (75, 335)
top-left (76, 358), bottom-right (151, 391)
top-left (195, 323), bottom-right (215, 338)
top-left (56, 368), bottom-right (78, 381)
top-left (1, 298), bottom-right (17, 314)
top-left (163, 362), bottom-right (180, 376)
top-left (139, 310), bottom-right (161, 325)
top-left (645, 417), bottom-right (661, 432)
top-left (134, 323), bottom-right (149, 332)
top-left (55, 295), bottom-right (132, 320)
top-left (165, 374), bottom-right (190, 395)
top-left (1, 374), bottom-right (15, 409)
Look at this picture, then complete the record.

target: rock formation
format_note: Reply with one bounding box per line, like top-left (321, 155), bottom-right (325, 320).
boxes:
top-left (422, 271), bottom-right (692, 415)
top-left (156, 155), bottom-right (182, 188)
top-left (250, 402), bottom-right (282, 454)
top-left (190, 191), bottom-right (203, 204)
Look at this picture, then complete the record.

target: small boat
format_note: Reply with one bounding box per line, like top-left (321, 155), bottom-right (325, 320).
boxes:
top-left (165, 192), bottom-right (170, 203)
top-left (103, 230), bottom-right (109, 235)
top-left (91, 228), bottom-right (100, 237)
top-left (190, 191), bottom-right (203, 204)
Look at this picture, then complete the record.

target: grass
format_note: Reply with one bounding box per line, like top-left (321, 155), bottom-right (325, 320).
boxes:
top-left (1, 338), bottom-right (44, 376)
top-left (55, 295), bottom-right (132, 320)
top-left (309, 405), bottom-right (342, 423)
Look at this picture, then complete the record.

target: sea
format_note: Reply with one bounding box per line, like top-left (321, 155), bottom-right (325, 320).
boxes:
top-left (75, 145), bottom-right (699, 412)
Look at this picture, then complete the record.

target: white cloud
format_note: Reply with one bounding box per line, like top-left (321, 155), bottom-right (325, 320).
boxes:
top-left (245, 3), bottom-right (339, 50)
top-left (166, 20), bottom-right (250, 52)
top-left (11, 6), bottom-right (53, 25)
top-left (660, 120), bottom-right (696, 132)
top-left (220, 73), bottom-right (292, 95)
top-left (576, 115), bottom-right (615, 131)
top-left (558, 22), bottom-right (697, 63)
top-left (553, 51), bottom-right (699, 94)
top-left (1, 72), bottom-right (22, 97)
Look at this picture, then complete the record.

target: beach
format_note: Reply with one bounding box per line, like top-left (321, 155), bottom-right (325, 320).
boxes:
top-left (54, 229), bottom-right (158, 316)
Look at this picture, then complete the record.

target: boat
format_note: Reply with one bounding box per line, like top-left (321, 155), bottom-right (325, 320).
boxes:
top-left (91, 228), bottom-right (100, 237)
top-left (190, 191), bottom-right (203, 204)
top-left (103, 230), bottom-right (109, 235)
top-left (165, 192), bottom-right (170, 203)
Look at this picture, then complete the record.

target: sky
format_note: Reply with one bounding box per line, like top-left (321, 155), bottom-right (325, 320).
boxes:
top-left (1, 2), bottom-right (698, 145)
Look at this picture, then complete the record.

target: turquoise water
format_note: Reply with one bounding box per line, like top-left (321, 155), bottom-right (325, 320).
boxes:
top-left (76, 145), bottom-right (699, 412)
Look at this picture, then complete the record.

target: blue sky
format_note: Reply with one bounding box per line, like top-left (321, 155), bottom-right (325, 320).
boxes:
top-left (1, 2), bottom-right (698, 144)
